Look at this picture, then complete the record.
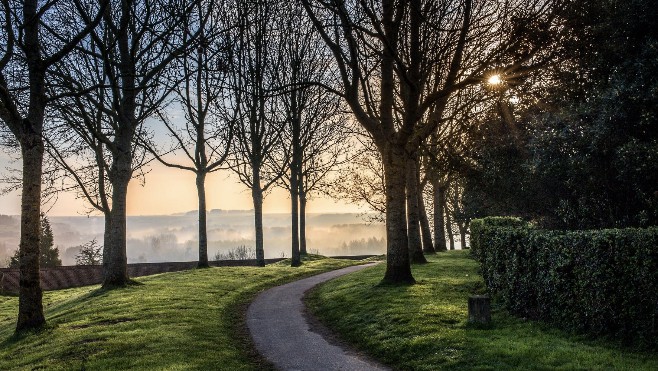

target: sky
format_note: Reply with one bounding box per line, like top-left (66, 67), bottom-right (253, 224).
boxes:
top-left (0, 153), bottom-right (362, 216)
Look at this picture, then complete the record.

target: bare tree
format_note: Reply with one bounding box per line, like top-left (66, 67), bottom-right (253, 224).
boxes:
top-left (298, 116), bottom-right (350, 254)
top-left (141, 2), bottom-right (235, 268)
top-left (276, 2), bottom-right (349, 263)
top-left (0, 0), bottom-right (107, 331)
top-left (48, 0), bottom-right (209, 287)
top-left (226, 0), bottom-right (287, 267)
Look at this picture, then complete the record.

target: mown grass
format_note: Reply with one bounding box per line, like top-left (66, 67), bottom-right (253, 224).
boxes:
top-left (0, 256), bottom-right (360, 370)
top-left (307, 251), bottom-right (658, 370)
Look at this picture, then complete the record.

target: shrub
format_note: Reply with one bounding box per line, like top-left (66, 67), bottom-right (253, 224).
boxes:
top-left (471, 217), bottom-right (658, 348)
top-left (75, 238), bottom-right (103, 266)
top-left (214, 245), bottom-right (256, 261)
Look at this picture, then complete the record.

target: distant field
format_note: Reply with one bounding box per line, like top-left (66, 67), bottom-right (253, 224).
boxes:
top-left (307, 251), bottom-right (658, 370)
top-left (0, 257), bottom-right (361, 370)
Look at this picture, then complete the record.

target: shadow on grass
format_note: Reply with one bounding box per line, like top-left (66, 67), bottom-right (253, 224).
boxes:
top-left (2, 322), bottom-right (56, 348)
top-left (43, 278), bottom-right (145, 325)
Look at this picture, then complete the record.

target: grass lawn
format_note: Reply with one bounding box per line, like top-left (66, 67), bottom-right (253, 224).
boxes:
top-left (307, 250), bottom-right (658, 370)
top-left (0, 256), bottom-right (361, 370)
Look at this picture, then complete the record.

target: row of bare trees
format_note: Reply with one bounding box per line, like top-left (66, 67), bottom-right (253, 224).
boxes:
top-left (1, 0), bottom-right (564, 332)
top-left (0, 0), bottom-right (348, 332)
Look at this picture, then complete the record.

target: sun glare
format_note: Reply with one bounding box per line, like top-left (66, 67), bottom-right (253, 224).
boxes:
top-left (488, 74), bottom-right (502, 85)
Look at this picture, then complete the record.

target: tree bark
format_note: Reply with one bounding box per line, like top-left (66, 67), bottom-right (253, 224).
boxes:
top-left (252, 167), bottom-right (265, 267)
top-left (290, 88), bottom-right (302, 266)
top-left (290, 163), bottom-right (301, 267)
top-left (406, 157), bottom-right (427, 264)
top-left (382, 145), bottom-right (415, 283)
top-left (445, 201), bottom-right (455, 251)
top-left (299, 186), bottom-right (307, 255)
top-left (197, 171), bottom-right (209, 267)
top-left (418, 174), bottom-right (435, 254)
top-left (432, 177), bottom-right (447, 252)
top-left (16, 138), bottom-right (46, 331)
top-left (103, 211), bottom-right (111, 267)
top-left (13, 0), bottom-right (47, 333)
top-left (458, 222), bottom-right (468, 249)
top-left (103, 144), bottom-right (132, 287)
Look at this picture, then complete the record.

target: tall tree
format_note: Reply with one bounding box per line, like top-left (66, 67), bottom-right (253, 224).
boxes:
top-left (0, 0), bottom-right (107, 331)
top-left (276, 2), bottom-right (348, 263)
top-left (141, 1), bottom-right (235, 268)
top-left (48, 0), bottom-right (209, 287)
top-left (227, 0), bottom-right (287, 267)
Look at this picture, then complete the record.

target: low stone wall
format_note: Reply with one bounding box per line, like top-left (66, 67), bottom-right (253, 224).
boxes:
top-left (0, 259), bottom-right (285, 294)
top-left (0, 255), bottom-right (377, 294)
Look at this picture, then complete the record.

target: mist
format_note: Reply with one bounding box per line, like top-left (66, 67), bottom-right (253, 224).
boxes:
top-left (0, 211), bottom-right (387, 266)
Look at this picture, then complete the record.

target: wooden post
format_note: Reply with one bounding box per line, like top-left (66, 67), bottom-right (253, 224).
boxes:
top-left (468, 295), bottom-right (491, 324)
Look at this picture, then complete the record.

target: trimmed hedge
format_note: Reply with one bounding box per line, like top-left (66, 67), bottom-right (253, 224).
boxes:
top-left (470, 216), bottom-right (529, 261)
top-left (471, 217), bottom-right (658, 348)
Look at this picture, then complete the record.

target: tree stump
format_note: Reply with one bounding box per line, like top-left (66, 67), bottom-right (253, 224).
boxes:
top-left (468, 295), bottom-right (491, 324)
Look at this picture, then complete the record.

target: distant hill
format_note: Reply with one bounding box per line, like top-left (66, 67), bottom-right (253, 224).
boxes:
top-left (171, 209), bottom-right (254, 216)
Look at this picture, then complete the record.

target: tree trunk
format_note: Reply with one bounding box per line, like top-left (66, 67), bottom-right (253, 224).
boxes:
top-left (252, 167), bottom-right (265, 267)
top-left (382, 145), bottom-right (415, 284)
top-left (102, 211), bottom-right (111, 266)
top-left (459, 222), bottom-right (468, 249)
top-left (16, 138), bottom-right (46, 332)
top-left (103, 146), bottom-right (132, 287)
top-left (299, 187), bottom-right (307, 255)
top-left (432, 177), bottom-right (447, 252)
top-left (290, 165), bottom-right (301, 267)
top-left (103, 179), bottom-right (131, 286)
top-left (418, 175), bottom-right (435, 254)
top-left (445, 202), bottom-right (455, 251)
top-left (197, 171), bottom-right (209, 268)
top-left (406, 158), bottom-right (427, 264)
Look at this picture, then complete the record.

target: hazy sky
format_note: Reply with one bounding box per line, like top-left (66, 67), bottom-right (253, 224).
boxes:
top-left (0, 154), bottom-right (361, 216)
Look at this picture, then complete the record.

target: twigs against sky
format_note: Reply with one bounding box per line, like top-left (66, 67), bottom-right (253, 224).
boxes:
top-left (138, 0), bottom-right (236, 268)
top-left (275, 1), bottom-right (351, 263)
top-left (225, 0), bottom-right (287, 267)
top-left (46, 0), bottom-right (213, 286)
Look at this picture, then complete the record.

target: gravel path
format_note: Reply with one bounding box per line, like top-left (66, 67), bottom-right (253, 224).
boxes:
top-left (246, 263), bottom-right (390, 371)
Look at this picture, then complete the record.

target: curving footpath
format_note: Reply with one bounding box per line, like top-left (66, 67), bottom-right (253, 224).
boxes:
top-left (246, 263), bottom-right (390, 371)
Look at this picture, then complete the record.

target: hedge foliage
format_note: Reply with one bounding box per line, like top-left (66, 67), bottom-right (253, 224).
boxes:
top-left (471, 217), bottom-right (658, 348)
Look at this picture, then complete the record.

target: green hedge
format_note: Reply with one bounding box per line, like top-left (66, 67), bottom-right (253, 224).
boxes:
top-left (470, 216), bottom-right (530, 261)
top-left (471, 217), bottom-right (658, 348)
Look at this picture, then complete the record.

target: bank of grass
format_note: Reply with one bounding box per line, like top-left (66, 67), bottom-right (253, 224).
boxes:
top-left (0, 256), bottom-right (360, 370)
top-left (307, 250), bottom-right (658, 370)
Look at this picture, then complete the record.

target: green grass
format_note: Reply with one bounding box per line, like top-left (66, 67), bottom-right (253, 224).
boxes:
top-left (307, 251), bottom-right (658, 370)
top-left (0, 257), bottom-right (361, 370)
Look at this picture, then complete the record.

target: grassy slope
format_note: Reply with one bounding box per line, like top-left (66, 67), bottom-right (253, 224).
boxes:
top-left (307, 251), bottom-right (658, 371)
top-left (0, 257), bottom-right (359, 370)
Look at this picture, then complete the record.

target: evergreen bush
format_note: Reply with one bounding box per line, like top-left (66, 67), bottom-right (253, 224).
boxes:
top-left (471, 217), bottom-right (658, 348)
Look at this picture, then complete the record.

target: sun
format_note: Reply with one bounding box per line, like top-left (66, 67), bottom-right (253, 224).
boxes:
top-left (487, 74), bottom-right (502, 86)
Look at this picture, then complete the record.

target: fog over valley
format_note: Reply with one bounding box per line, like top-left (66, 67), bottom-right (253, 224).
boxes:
top-left (0, 211), bottom-right (385, 266)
